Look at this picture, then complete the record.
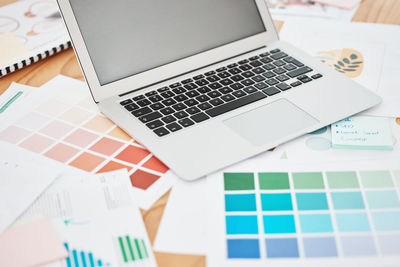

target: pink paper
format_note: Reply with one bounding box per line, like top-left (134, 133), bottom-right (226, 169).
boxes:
top-left (0, 218), bottom-right (67, 267)
top-left (313, 0), bottom-right (361, 10)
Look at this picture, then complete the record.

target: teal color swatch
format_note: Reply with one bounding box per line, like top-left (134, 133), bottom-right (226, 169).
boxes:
top-left (299, 214), bottom-right (333, 233)
top-left (360, 170), bottom-right (394, 188)
top-left (371, 212), bottom-right (400, 231)
top-left (261, 193), bottom-right (292, 211)
top-left (336, 213), bottom-right (370, 232)
top-left (224, 173), bottom-right (255, 190)
top-left (331, 192), bottom-right (365, 210)
top-left (263, 215), bottom-right (296, 234)
top-left (296, 193), bottom-right (329, 210)
top-left (365, 191), bottom-right (400, 209)
top-left (225, 194), bottom-right (256, 212)
top-left (226, 215), bottom-right (258, 235)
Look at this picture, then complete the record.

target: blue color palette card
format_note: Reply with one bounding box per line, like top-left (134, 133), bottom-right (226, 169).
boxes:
top-left (331, 116), bottom-right (393, 150)
top-left (206, 158), bottom-right (400, 266)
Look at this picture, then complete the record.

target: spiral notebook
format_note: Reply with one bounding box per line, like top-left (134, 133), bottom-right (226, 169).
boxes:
top-left (0, 0), bottom-right (70, 77)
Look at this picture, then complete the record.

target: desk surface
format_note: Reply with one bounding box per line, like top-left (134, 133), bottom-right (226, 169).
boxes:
top-left (1, 0), bottom-right (399, 266)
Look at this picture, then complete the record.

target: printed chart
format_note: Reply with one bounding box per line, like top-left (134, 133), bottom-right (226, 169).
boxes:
top-left (207, 159), bottom-right (400, 266)
top-left (0, 76), bottom-right (175, 209)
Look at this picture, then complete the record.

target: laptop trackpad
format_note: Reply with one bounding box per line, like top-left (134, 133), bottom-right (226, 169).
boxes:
top-left (223, 99), bottom-right (319, 146)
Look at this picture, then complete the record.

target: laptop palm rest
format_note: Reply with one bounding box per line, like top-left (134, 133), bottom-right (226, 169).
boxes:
top-left (223, 99), bottom-right (319, 146)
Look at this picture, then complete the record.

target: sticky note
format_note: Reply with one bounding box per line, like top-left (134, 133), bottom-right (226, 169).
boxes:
top-left (0, 218), bottom-right (68, 266)
top-left (331, 116), bottom-right (393, 150)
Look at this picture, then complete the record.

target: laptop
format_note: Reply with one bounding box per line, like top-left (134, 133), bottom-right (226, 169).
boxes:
top-left (57, 0), bottom-right (381, 181)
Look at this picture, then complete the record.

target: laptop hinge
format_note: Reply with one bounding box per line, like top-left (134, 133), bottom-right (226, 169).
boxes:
top-left (119, 45), bottom-right (267, 97)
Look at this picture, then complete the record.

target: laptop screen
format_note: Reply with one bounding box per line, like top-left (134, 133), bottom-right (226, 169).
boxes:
top-left (68, 0), bottom-right (266, 85)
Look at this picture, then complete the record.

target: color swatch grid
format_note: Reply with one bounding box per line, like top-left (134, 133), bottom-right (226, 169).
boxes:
top-left (224, 170), bottom-right (400, 259)
top-left (0, 80), bottom-right (170, 206)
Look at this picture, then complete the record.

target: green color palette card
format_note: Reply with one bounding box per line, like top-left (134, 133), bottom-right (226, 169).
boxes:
top-left (331, 116), bottom-right (393, 150)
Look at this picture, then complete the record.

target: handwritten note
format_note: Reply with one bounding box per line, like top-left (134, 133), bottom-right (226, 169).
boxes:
top-left (331, 116), bottom-right (393, 150)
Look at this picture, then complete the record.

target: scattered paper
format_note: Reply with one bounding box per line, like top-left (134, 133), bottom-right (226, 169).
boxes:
top-left (0, 76), bottom-right (177, 209)
top-left (207, 157), bottom-right (400, 266)
top-left (0, 218), bottom-right (67, 267)
top-left (332, 116), bottom-right (393, 150)
top-left (0, 144), bottom-right (60, 233)
top-left (279, 18), bottom-right (400, 117)
top-left (20, 169), bottom-right (157, 267)
top-left (154, 178), bottom-right (206, 255)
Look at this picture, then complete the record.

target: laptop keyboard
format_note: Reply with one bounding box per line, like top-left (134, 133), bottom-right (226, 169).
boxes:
top-left (119, 48), bottom-right (323, 137)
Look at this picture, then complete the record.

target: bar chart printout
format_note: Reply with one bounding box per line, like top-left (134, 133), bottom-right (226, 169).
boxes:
top-left (206, 159), bottom-right (400, 267)
top-left (116, 235), bottom-right (149, 264)
top-left (63, 242), bottom-right (108, 267)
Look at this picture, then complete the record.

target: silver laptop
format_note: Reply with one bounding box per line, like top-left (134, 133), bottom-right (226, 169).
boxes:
top-left (57, 0), bottom-right (381, 181)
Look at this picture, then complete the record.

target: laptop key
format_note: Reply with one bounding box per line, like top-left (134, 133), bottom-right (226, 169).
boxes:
top-left (162, 115), bottom-right (176, 124)
top-left (271, 52), bottom-right (288, 60)
top-left (206, 91), bottom-right (267, 117)
top-left (160, 107), bottom-right (175, 115)
top-left (252, 75), bottom-right (265, 83)
top-left (253, 67), bottom-right (265, 74)
top-left (239, 64), bottom-right (252, 71)
top-left (157, 86), bottom-right (169, 93)
top-left (182, 78), bottom-right (193, 84)
top-left (137, 99), bottom-right (151, 107)
top-left (162, 98), bottom-right (177, 106)
top-left (208, 91), bottom-right (222, 98)
top-left (244, 86), bottom-right (257, 94)
top-left (172, 87), bottom-right (186, 94)
top-left (196, 95), bottom-right (211, 102)
top-left (184, 83), bottom-right (198, 90)
top-left (232, 90), bottom-right (246, 98)
top-left (210, 98), bottom-right (224, 106)
top-left (249, 56), bottom-right (260, 61)
top-left (260, 57), bottom-right (273, 64)
top-left (273, 60), bottom-right (286, 67)
top-left (284, 64), bottom-right (296, 71)
top-left (178, 118), bottom-right (195, 128)
top-left (301, 77), bottom-right (312, 83)
top-left (186, 90), bottom-right (200, 98)
top-left (174, 94), bottom-right (189, 102)
top-left (124, 103), bottom-right (139, 111)
top-left (133, 95), bottom-right (145, 101)
top-left (242, 79), bottom-right (255, 86)
top-left (276, 83), bottom-right (291, 91)
top-left (287, 66), bottom-right (312, 78)
top-left (231, 83), bottom-right (244, 90)
top-left (228, 63), bottom-right (238, 68)
top-left (270, 48), bottom-right (280, 53)
top-left (263, 63), bottom-right (275, 70)
top-left (150, 103), bottom-right (165, 110)
top-left (149, 95), bottom-right (163, 103)
top-left (221, 94), bottom-right (235, 102)
top-left (242, 71), bottom-right (255, 78)
top-left (145, 90), bottom-right (157, 97)
top-left (277, 74), bottom-right (289, 82)
top-left (172, 103), bottom-right (187, 111)
top-left (196, 79), bottom-right (209, 86)
top-left (219, 87), bottom-right (233, 94)
top-left (262, 86), bottom-right (281, 96)
top-left (132, 107), bottom-right (152, 117)
top-left (249, 60), bottom-right (262, 67)
top-left (207, 75), bottom-right (220, 82)
top-left (153, 127), bottom-right (169, 137)
top-left (217, 71), bottom-right (230, 79)
top-left (266, 78), bottom-right (279, 85)
top-left (255, 82), bottom-right (268, 90)
top-left (193, 74), bottom-right (204, 80)
top-left (139, 111), bottom-right (162, 123)
top-left (146, 119), bottom-right (163, 130)
top-left (231, 75), bottom-right (244, 82)
top-left (238, 59), bottom-right (249, 65)
top-left (216, 67), bottom-right (227, 72)
top-left (205, 70), bottom-right (216, 76)
top-left (284, 57), bottom-right (304, 67)
top-left (120, 99), bottom-right (133, 106)
top-left (174, 111), bottom-right (189, 119)
top-left (198, 102), bottom-right (213, 110)
top-left (191, 112), bottom-right (210, 123)
top-left (229, 68), bottom-right (241, 75)
top-left (259, 52), bottom-right (270, 57)
top-left (273, 68), bottom-right (286, 75)
top-left (220, 79), bottom-right (233, 86)
top-left (170, 82), bottom-right (181, 88)
top-left (186, 106), bottom-right (201, 115)
top-left (184, 99), bottom-right (199, 107)
top-left (209, 82), bottom-right (223, 90)
top-left (166, 122), bottom-right (182, 132)
top-left (312, 73), bottom-right (323, 79)
top-left (198, 87), bottom-right (211, 94)
top-left (290, 81), bottom-right (302, 87)
top-left (161, 91), bottom-right (174, 98)
top-left (262, 71), bottom-right (276, 79)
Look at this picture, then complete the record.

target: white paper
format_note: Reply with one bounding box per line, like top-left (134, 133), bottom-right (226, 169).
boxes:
top-left (207, 157), bottom-right (400, 267)
top-left (279, 18), bottom-right (400, 117)
top-left (154, 177), bottom-right (207, 255)
top-left (0, 146), bottom-right (60, 233)
top-left (0, 76), bottom-right (177, 209)
top-left (21, 169), bottom-right (157, 267)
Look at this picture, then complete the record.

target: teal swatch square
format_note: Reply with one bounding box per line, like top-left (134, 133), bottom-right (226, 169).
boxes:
top-left (261, 193), bottom-right (293, 211)
top-left (366, 191), bottom-right (400, 209)
top-left (372, 212), bottom-right (400, 231)
top-left (331, 192), bottom-right (365, 210)
top-left (336, 213), bottom-right (370, 232)
top-left (299, 214), bottom-right (333, 233)
top-left (225, 194), bottom-right (256, 212)
top-left (226, 215), bottom-right (258, 235)
top-left (296, 193), bottom-right (329, 210)
top-left (263, 215), bottom-right (296, 234)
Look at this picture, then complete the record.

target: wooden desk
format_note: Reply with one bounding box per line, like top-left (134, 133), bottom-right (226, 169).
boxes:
top-left (1, 1), bottom-right (399, 266)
